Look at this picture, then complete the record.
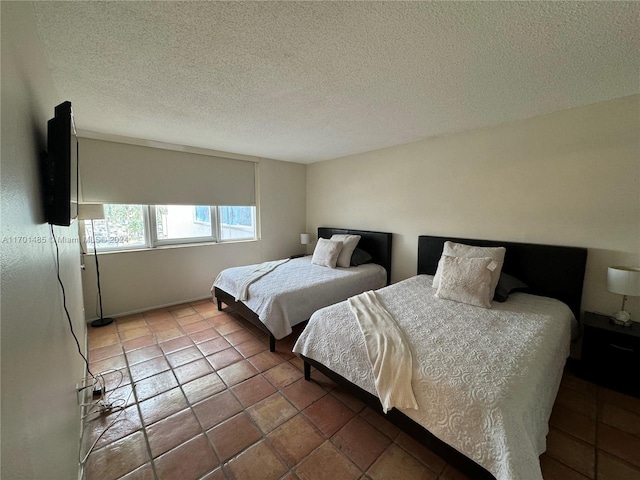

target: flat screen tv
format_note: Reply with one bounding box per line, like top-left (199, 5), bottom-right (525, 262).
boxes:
top-left (44, 101), bottom-right (78, 226)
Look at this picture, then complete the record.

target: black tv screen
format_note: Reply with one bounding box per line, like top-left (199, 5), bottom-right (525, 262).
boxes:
top-left (45, 101), bottom-right (78, 226)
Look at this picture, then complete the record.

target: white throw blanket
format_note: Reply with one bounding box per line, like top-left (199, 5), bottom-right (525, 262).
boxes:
top-left (235, 259), bottom-right (290, 301)
top-left (348, 290), bottom-right (418, 414)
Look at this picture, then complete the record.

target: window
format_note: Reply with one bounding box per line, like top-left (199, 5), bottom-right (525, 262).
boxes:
top-left (84, 204), bottom-right (257, 251)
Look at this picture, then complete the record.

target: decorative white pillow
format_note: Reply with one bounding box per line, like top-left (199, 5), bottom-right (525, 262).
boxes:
top-left (330, 234), bottom-right (361, 268)
top-left (311, 238), bottom-right (344, 268)
top-left (432, 241), bottom-right (506, 299)
top-left (436, 255), bottom-right (497, 308)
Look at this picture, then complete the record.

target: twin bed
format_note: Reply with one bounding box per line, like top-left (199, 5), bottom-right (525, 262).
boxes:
top-left (212, 230), bottom-right (587, 480)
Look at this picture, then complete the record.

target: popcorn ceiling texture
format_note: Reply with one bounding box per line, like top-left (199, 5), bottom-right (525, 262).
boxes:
top-left (32, 1), bottom-right (639, 163)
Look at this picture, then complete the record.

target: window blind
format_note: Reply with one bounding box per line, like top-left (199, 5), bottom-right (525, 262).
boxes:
top-left (78, 138), bottom-right (256, 206)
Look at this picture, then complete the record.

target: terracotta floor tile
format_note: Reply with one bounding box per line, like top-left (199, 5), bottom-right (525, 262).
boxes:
top-left (159, 335), bottom-right (194, 354)
top-left (146, 408), bottom-right (202, 458)
top-left (560, 370), bottom-right (598, 397)
top-left (600, 402), bottom-right (640, 437)
top-left (234, 338), bottom-right (268, 358)
top-left (367, 444), bottom-right (437, 480)
top-left (267, 414), bottom-right (324, 466)
top-left (225, 440), bottom-right (288, 480)
top-left (143, 312), bottom-right (174, 323)
top-left (189, 328), bottom-right (221, 344)
top-left (116, 316), bottom-right (147, 332)
top-left (597, 451), bottom-right (640, 480)
top-left (597, 422), bottom-right (640, 468)
top-left (207, 312), bottom-right (235, 327)
top-left (331, 387), bottom-right (366, 413)
top-left (332, 416), bottom-right (392, 471)
top-left (154, 434), bottom-right (218, 480)
top-left (193, 301), bottom-right (218, 314)
top-left (307, 369), bottom-right (337, 391)
top-left (359, 407), bottom-right (401, 440)
top-left (88, 343), bottom-right (124, 363)
top-left (154, 327), bottom-right (184, 342)
top-left (90, 353), bottom-right (128, 373)
top-left (182, 372), bottom-right (226, 405)
top-left (549, 404), bottom-right (596, 444)
top-left (166, 345), bottom-right (204, 368)
top-left (207, 347), bottom-right (243, 370)
top-left (83, 404), bottom-right (142, 451)
top-left (176, 314), bottom-right (203, 327)
top-left (231, 375), bottom-right (277, 408)
top-left (138, 387), bottom-right (188, 426)
top-left (281, 378), bottom-right (327, 410)
top-left (182, 319), bottom-right (211, 334)
top-left (247, 392), bottom-right (298, 434)
top-left (143, 307), bottom-right (171, 318)
top-left (598, 387), bottom-right (640, 414)
top-left (118, 463), bottom-right (156, 480)
top-left (134, 370), bottom-right (179, 401)
top-left (89, 322), bottom-right (118, 337)
top-left (218, 359), bottom-right (259, 386)
top-left (200, 468), bottom-right (226, 480)
top-left (84, 431), bottom-right (150, 480)
top-left (439, 464), bottom-right (472, 480)
top-left (539, 453), bottom-right (591, 480)
top-left (122, 334), bottom-right (157, 353)
top-left (555, 385), bottom-right (597, 420)
top-left (125, 345), bottom-right (163, 366)
top-left (119, 326), bottom-right (153, 342)
top-left (304, 393), bottom-right (356, 436)
top-left (198, 337), bottom-right (232, 356)
top-left (248, 350), bottom-right (288, 371)
top-left (169, 306), bottom-right (197, 318)
top-left (395, 432), bottom-right (446, 474)
top-left (128, 356), bottom-right (172, 383)
top-left (173, 358), bottom-right (214, 384)
top-left (215, 320), bottom-right (245, 336)
top-left (207, 412), bottom-right (262, 461)
top-left (263, 362), bottom-right (303, 389)
top-left (89, 332), bottom-right (121, 349)
top-left (148, 318), bottom-right (180, 333)
top-left (99, 368), bottom-right (132, 391)
top-left (224, 328), bottom-right (256, 346)
top-left (295, 440), bottom-right (361, 480)
top-left (193, 390), bottom-right (243, 430)
top-left (546, 428), bottom-right (595, 478)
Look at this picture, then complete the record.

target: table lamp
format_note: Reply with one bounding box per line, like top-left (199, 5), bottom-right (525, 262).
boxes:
top-left (607, 266), bottom-right (640, 326)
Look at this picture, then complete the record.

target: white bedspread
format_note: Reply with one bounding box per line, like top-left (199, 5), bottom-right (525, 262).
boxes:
top-left (212, 256), bottom-right (387, 340)
top-left (293, 275), bottom-right (574, 480)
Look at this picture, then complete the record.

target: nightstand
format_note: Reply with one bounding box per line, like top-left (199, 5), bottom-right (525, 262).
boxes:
top-left (580, 311), bottom-right (640, 397)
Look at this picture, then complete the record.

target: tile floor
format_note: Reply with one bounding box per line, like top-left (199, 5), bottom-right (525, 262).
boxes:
top-left (82, 299), bottom-right (640, 480)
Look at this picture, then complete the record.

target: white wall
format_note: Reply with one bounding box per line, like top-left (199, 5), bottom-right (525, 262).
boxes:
top-left (1, 3), bottom-right (86, 479)
top-left (81, 156), bottom-right (306, 318)
top-left (307, 95), bottom-right (640, 320)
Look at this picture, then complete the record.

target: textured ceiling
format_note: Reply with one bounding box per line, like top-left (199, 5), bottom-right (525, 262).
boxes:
top-left (32, 1), bottom-right (639, 163)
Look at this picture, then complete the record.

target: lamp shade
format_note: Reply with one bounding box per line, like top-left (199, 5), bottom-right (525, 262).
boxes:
top-left (300, 233), bottom-right (310, 245)
top-left (607, 266), bottom-right (640, 296)
top-left (78, 203), bottom-right (105, 220)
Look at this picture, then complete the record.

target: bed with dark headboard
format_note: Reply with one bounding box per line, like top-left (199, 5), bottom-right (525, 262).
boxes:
top-left (296, 235), bottom-right (587, 480)
top-left (213, 227), bottom-right (392, 351)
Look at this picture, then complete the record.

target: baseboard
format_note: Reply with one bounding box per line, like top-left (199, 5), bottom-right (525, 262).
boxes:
top-left (84, 295), bottom-right (213, 323)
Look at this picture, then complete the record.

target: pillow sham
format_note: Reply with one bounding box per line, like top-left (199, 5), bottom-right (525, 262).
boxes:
top-left (350, 247), bottom-right (373, 266)
top-left (311, 238), bottom-right (343, 268)
top-left (432, 241), bottom-right (506, 299)
top-left (436, 255), bottom-right (497, 308)
top-left (330, 234), bottom-right (361, 268)
top-left (493, 272), bottom-right (529, 302)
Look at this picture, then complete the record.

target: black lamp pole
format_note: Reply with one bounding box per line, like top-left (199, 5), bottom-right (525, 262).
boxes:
top-left (90, 218), bottom-right (113, 328)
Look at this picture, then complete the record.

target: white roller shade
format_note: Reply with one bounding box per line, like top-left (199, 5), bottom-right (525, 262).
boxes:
top-left (79, 138), bottom-right (256, 206)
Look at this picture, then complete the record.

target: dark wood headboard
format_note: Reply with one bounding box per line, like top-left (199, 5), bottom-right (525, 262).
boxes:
top-left (417, 236), bottom-right (587, 319)
top-left (318, 227), bottom-right (393, 285)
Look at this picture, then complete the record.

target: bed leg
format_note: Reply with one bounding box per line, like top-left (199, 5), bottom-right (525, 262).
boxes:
top-left (304, 361), bottom-right (311, 381)
top-left (216, 298), bottom-right (222, 311)
top-left (269, 334), bottom-right (276, 352)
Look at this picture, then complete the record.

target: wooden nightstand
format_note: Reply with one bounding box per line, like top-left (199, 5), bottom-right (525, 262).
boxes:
top-left (580, 311), bottom-right (640, 398)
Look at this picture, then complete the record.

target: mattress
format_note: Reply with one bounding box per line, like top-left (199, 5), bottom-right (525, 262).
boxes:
top-left (293, 274), bottom-right (574, 480)
top-left (212, 256), bottom-right (387, 339)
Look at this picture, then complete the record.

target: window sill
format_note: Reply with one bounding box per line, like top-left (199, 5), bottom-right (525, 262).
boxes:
top-left (83, 238), bottom-right (259, 255)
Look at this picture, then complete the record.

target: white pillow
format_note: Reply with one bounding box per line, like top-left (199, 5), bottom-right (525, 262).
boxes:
top-left (311, 238), bottom-right (343, 268)
top-left (436, 255), bottom-right (496, 308)
top-left (432, 241), bottom-right (505, 298)
top-left (330, 234), bottom-right (361, 268)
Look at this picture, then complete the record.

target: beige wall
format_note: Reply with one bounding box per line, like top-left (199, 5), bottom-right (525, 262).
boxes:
top-left (81, 156), bottom-right (306, 318)
top-left (307, 95), bottom-right (640, 320)
top-left (1, 3), bottom-right (86, 479)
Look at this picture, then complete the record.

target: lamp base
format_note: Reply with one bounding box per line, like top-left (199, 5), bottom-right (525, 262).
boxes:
top-left (91, 317), bottom-right (114, 328)
top-left (610, 310), bottom-right (632, 327)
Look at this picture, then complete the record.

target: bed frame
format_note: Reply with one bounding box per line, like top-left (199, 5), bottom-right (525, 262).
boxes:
top-left (214, 227), bottom-right (393, 352)
top-left (302, 235), bottom-right (587, 479)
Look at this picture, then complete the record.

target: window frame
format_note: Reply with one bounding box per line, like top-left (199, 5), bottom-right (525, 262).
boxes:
top-left (84, 204), bottom-right (257, 252)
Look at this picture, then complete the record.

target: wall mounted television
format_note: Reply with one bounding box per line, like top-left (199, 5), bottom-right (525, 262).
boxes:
top-left (44, 101), bottom-right (78, 226)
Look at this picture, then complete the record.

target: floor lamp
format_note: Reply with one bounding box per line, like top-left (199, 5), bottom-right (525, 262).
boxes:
top-left (78, 204), bottom-right (114, 327)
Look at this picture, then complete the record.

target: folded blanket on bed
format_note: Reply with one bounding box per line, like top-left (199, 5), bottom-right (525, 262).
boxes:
top-left (235, 258), bottom-right (290, 301)
top-left (348, 290), bottom-right (418, 414)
